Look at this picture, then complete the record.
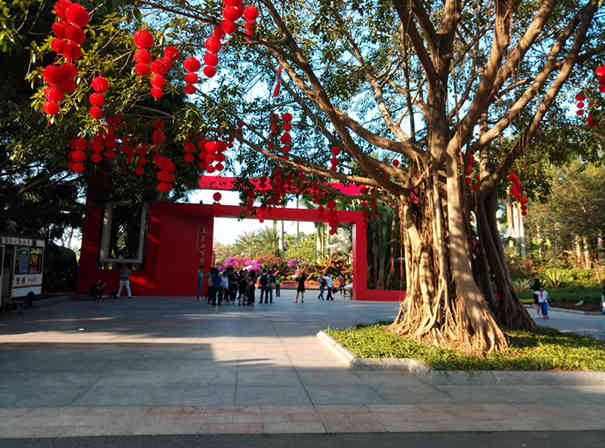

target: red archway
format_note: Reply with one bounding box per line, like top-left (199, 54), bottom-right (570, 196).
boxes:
top-left (77, 177), bottom-right (404, 301)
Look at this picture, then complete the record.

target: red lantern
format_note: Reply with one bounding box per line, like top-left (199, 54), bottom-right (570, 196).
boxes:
top-left (89, 106), bottom-right (103, 119)
top-left (204, 36), bottom-right (221, 54)
top-left (52, 21), bottom-right (68, 38)
top-left (282, 112), bottom-right (292, 122)
top-left (244, 5), bottom-right (259, 21)
top-left (203, 65), bottom-right (216, 78)
top-left (90, 153), bottom-right (103, 163)
top-left (596, 65), bottom-right (605, 77)
top-left (89, 93), bottom-right (105, 107)
top-left (150, 74), bottom-right (166, 88)
top-left (184, 72), bottom-right (198, 84)
top-left (184, 153), bottom-right (195, 162)
top-left (280, 133), bottom-right (291, 144)
top-left (203, 53), bottom-right (218, 67)
top-left (59, 62), bottom-right (77, 79)
top-left (44, 85), bottom-right (64, 102)
top-left (150, 60), bottom-right (168, 75)
top-left (51, 38), bottom-right (67, 54)
top-left (575, 92), bottom-right (586, 101)
top-left (183, 56), bottom-right (201, 72)
top-left (330, 145), bottom-right (340, 156)
top-left (134, 49), bottom-right (152, 64)
top-left (150, 87), bottom-right (163, 99)
top-left (43, 65), bottom-right (62, 84)
top-left (91, 76), bottom-right (109, 93)
top-left (184, 84), bottom-right (197, 94)
top-left (135, 63), bottom-right (150, 77)
top-left (69, 149), bottom-right (86, 163)
top-left (213, 192), bottom-right (222, 202)
top-left (164, 46), bottom-right (179, 60)
top-left (55, 0), bottom-right (71, 20)
top-left (221, 20), bottom-right (236, 34)
top-left (43, 101), bottom-right (60, 115)
top-left (392, 159), bottom-right (399, 167)
top-left (65, 3), bottom-right (90, 27)
top-left (134, 29), bottom-right (154, 49)
top-left (62, 41), bottom-right (82, 61)
top-left (65, 24), bottom-right (85, 44)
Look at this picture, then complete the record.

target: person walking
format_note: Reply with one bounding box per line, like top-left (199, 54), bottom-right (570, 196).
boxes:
top-left (196, 265), bottom-right (206, 301)
top-left (530, 279), bottom-right (542, 315)
top-left (295, 270), bottom-right (307, 303)
top-left (537, 286), bottom-right (549, 319)
top-left (117, 264), bottom-right (132, 297)
top-left (338, 274), bottom-right (346, 296)
top-left (208, 267), bottom-right (220, 306)
top-left (221, 271), bottom-right (229, 305)
top-left (317, 276), bottom-right (326, 300)
top-left (259, 270), bottom-right (268, 303)
top-left (248, 269), bottom-right (257, 305)
top-left (275, 273), bottom-right (281, 297)
top-left (265, 271), bottom-right (275, 304)
top-left (238, 270), bottom-right (247, 306)
top-left (325, 275), bottom-right (334, 301)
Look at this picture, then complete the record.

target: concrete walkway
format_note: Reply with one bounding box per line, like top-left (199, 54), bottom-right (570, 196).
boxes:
top-left (0, 292), bottom-right (604, 438)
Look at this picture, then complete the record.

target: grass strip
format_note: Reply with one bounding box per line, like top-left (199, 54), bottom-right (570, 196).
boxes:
top-left (326, 323), bottom-right (605, 371)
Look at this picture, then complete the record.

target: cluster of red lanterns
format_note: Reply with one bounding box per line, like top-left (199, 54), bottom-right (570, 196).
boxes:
top-left (43, 1), bottom-right (89, 116)
top-left (575, 92), bottom-right (586, 116)
top-left (67, 137), bottom-right (87, 173)
top-left (329, 145), bottom-right (340, 172)
top-left (200, 139), bottom-right (228, 173)
top-left (183, 57), bottom-right (201, 94)
top-left (183, 140), bottom-right (196, 162)
top-left (133, 29), bottom-right (154, 78)
top-left (243, 3), bottom-right (259, 41)
top-left (326, 199), bottom-right (339, 234)
top-left (42, 63), bottom-right (77, 116)
top-left (508, 173), bottom-right (528, 216)
top-left (464, 152), bottom-right (480, 191)
top-left (134, 143), bottom-right (149, 176)
top-left (279, 113), bottom-right (293, 158)
top-left (51, 0), bottom-right (89, 62)
top-left (89, 76), bottom-right (109, 119)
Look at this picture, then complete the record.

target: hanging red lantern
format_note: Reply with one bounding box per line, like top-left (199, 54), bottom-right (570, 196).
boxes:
top-left (65, 24), bottom-right (85, 44)
top-left (330, 145), bottom-right (340, 156)
top-left (221, 20), bottom-right (236, 34)
top-left (134, 49), bottom-right (152, 64)
top-left (204, 36), bottom-right (221, 54)
top-left (184, 72), bottom-right (198, 84)
top-left (89, 93), bottom-right (105, 107)
top-left (150, 87), bottom-right (163, 99)
top-left (150, 59), bottom-right (168, 75)
top-left (69, 150), bottom-right (86, 163)
top-left (61, 40), bottom-right (82, 61)
top-left (183, 56), bottom-right (201, 72)
top-left (203, 53), bottom-right (218, 67)
top-left (184, 84), bottom-right (197, 94)
top-left (59, 62), bottom-right (77, 79)
top-left (134, 29), bottom-right (154, 48)
top-left (244, 5), bottom-right (259, 21)
top-left (44, 85), bottom-right (64, 102)
top-left (51, 38), bottom-right (66, 54)
top-left (43, 101), bottom-right (60, 115)
top-left (52, 21), bottom-right (68, 38)
top-left (54, 0), bottom-right (71, 20)
top-left (392, 159), bottom-right (400, 167)
top-left (203, 65), bottom-right (216, 78)
top-left (164, 45), bottom-right (179, 60)
top-left (213, 192), bottom-right (222, 202)
top-left (150, 74), bottom-right (166, 88)
top-left (43, 65), bottom-right (62, 84)
top-left (135, 63), bottom-right (150, 77)
top-left (596, 65), bottom-right (605, 77)
top-left (92, 77), bottom-right (109, 93)
top-left (65, 3), bottom-right (90, 27)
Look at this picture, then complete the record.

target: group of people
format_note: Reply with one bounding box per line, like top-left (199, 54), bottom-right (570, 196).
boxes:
top-left (197, 266), bottom-right (281, 306)
top-left (293, 271), bottom-right (347, 304)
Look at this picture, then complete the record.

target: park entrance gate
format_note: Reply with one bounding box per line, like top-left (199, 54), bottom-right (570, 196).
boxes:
top-left (77, 177), bottom-right (402, 301)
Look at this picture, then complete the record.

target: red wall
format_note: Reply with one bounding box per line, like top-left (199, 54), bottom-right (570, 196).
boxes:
top-left (77, 201), bottom-right (404, 301)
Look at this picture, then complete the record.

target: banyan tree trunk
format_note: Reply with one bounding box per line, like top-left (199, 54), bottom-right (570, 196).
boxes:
top-left (391, 169), bottom-right (508, 353)
top-left (475, 190), bottom-right (536, 331)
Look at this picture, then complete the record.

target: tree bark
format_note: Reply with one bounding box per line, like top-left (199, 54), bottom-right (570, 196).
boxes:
top-left (476, 190), bottom-right (536, 331)
top-left (391, 173), bottom-right (509, 353)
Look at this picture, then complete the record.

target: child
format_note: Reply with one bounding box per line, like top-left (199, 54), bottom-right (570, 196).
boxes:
top-left (537, 286), bottom-right (549, 319)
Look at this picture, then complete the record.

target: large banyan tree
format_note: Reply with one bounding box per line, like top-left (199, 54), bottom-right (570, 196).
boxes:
top-left (32, 0), bottom-right (604, 352)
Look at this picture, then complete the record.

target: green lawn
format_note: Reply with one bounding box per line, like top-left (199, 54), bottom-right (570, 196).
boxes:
top-left (518, 285), bottom-right (602, 304)
top-left (326, 323), bottom-right (605, 371)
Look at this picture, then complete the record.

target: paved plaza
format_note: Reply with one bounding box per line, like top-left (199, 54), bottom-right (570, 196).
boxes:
top-left (0, 291), bottom-right (604, 442)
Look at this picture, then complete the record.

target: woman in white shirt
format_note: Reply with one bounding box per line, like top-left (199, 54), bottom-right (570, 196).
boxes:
top-left (537, 287), bottom-right (549, 319)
